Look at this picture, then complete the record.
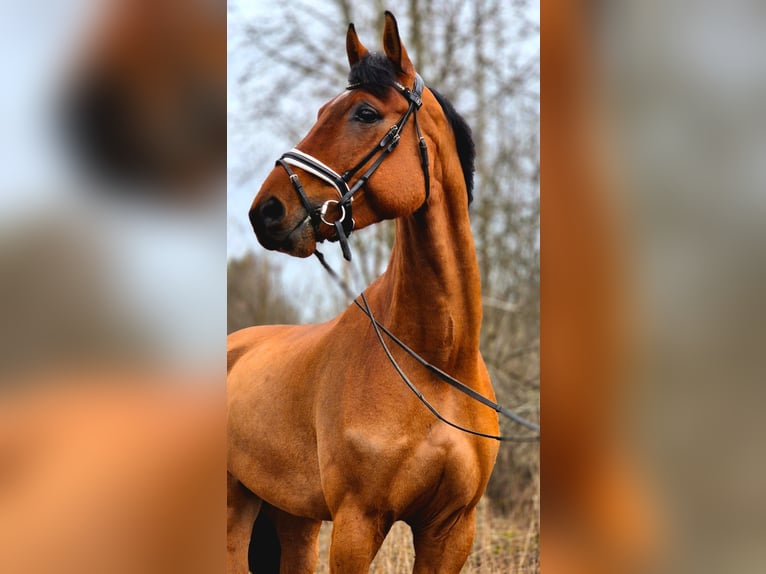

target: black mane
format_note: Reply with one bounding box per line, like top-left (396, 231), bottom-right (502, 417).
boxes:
top-left (429, 87), bottom-right (475, 206)
top-left (347, 54), bottom-right (475, 206)
top-left (347, 52), bottom-right (397, 98)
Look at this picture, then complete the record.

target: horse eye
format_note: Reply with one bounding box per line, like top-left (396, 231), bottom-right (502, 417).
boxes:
top-left (354, 107), bottom-right (380, 124)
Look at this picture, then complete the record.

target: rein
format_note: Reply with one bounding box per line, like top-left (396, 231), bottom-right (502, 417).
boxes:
top-left (276, 75), bottom-right (430, 261)
top-left (314, 250), bottom-right (541, 443)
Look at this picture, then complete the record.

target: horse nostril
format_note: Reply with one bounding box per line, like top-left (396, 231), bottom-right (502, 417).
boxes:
top-left (260, 196), bottom-right (285, 224)
top-left (252, 196), bottom-right (285, 230)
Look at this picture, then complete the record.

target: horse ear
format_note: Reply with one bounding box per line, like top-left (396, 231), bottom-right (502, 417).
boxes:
top-left (346, 23), bottom-right (369, 68)
top-left (382, 11), bottom-right (415, 77)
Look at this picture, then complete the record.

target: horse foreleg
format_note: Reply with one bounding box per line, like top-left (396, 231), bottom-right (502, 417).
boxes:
top-left (329, 505), bottom-right (392, 574)
top-left (265, 506), bottom-right (322, 574)
top-left (227, 472), bottom-right (262, 574)
top-left (410, 508), bottom-right (477, 574)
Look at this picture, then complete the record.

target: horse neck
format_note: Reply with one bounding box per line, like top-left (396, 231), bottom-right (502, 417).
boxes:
top-left (371, 177), bottom-right (483, 372)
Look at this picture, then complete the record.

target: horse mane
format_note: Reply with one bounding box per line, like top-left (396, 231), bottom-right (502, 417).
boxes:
top-left (428, 87), bottom-right (475, 206)
top-left (348, 54), bottom-right (475, 206)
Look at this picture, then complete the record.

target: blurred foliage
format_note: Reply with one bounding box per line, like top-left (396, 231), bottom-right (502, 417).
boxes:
top-left (228, 0), bottom-right (539, 515)
top-left (0, 221), bottom-right (154, 380)
top-left (227, 252), bottom-right (301, 333)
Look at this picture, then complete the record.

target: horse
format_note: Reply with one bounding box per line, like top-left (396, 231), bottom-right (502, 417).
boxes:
top-left (227, 12), bottom-right (500, 573)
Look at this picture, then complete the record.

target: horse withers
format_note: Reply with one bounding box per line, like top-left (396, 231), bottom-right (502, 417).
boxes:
top-left (228, 12), bottom-right (499, 573)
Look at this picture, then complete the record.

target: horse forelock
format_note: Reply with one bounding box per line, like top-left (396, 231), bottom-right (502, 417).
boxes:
top-left (347, 53), bottom-right (475, 207)
top-left (347, 52), bottom-right (397, 98)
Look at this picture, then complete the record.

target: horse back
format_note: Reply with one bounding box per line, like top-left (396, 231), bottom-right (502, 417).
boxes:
top-left (227, 324), bottom-right (310, 374)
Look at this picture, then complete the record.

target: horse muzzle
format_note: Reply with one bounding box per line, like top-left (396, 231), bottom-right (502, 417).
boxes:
top-left (249, 195), bottom-right (315, 257)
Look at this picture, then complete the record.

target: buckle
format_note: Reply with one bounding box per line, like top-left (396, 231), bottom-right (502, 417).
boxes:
top-left (380, 125), bottom-right (399, 148)
top-left (393, 80), bottom-right (423, 108)
top-left (407, 90), bottom-right (422, 108)
top-left (386, 132), bottom-right (400, 152)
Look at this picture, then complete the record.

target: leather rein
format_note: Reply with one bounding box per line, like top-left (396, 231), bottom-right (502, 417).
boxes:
top-left (275, 75), bottom-right (540, 442)
top-left (315, 251), bottom-right (540, 443)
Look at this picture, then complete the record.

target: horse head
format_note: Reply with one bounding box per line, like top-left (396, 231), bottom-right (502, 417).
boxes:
top-left (249, 12), bottom-right (435, 258)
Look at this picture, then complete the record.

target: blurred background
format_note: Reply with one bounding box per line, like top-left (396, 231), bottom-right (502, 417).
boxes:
top-left (0, 0), bottom-right (226, 571)
top-left (228, 0), bottom-right (540, 570)
top-left (0, 0), bottom-right (226, 379)
top-left (544, 0), bottom-right (766, 572)
top-left (596, 2), bottom-right (766, 573)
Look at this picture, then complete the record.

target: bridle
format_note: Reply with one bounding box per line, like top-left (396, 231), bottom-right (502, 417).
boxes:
top-left (273, 73), bottom-right (540, 442)
top-left (276, 74), bottom-right (430, 261)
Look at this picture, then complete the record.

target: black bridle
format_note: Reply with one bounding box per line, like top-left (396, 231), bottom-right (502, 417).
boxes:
top-left (276, 74), bottom-right (430, 261)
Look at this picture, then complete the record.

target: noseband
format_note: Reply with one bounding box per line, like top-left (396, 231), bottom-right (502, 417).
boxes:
top-left (276, 74), bottom-right (430, 261)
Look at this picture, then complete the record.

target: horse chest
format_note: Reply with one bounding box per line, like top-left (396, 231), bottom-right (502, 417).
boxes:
top-left (334, 425), bottom-right (483, 509)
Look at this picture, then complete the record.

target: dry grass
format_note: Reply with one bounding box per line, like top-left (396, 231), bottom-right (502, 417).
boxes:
top-left (314, 496), bottom-right (539, 573)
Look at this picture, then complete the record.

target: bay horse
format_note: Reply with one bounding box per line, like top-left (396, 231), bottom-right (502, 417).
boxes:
top-left (227, 12), bottom-right (499, 573)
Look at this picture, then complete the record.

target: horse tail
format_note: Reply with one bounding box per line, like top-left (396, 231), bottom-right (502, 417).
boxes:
top-left (248, 510), bottom-right (281, 574)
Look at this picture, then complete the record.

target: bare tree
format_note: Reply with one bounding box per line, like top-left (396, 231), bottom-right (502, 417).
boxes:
top-left (227, 252), bottom-right (301, 332)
